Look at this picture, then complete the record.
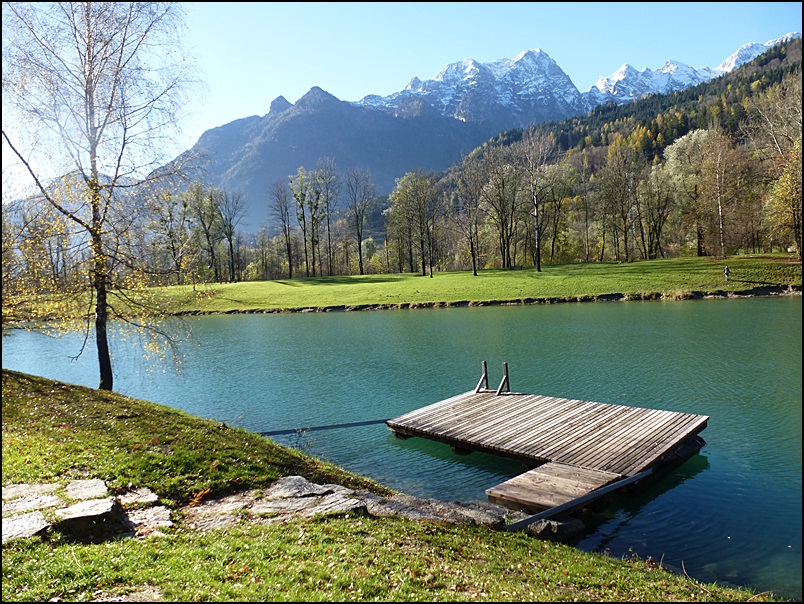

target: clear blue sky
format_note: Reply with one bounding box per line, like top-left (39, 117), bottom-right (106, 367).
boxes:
top-left (180, 1), bottom-right (802, 148)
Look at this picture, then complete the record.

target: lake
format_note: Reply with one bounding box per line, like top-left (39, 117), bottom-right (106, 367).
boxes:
top-left (2, 295), bottom-right (801, 600)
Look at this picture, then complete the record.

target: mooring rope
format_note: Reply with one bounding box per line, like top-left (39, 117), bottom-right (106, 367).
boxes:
top-left (258, 418), bottom-right (390, 437)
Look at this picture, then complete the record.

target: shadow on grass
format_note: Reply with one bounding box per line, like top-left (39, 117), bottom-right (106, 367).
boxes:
top-left (276, 276), bottom-right (401, 286)
top-left (729, 279), bottom-right (777, 285)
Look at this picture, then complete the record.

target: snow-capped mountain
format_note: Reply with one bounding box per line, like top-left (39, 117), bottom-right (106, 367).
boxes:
top-left (585, 61), bottom-right (720, 106)
top-left (359, 49), bottom-right (589, 130)
top-left (355, 32), bottom-right (801, 121)
top-left (589, 33), bottom-right (801, 105)
top-left (716, 33), bottom-right (800, 71)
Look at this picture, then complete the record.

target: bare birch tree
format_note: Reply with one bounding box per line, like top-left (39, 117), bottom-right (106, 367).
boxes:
top-left (268, 179), bottom-right (296, 278)
top-left (343, 168), bottom-right (376, 276)
top-left (514, 128), bottom-right (558, 271)
top-left (2, 2), bottom-right (199, 390)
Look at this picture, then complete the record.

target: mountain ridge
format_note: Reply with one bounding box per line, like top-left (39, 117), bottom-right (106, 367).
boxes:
top-left (354, 32), bottom-right (801, 114)
top-left (177, 31), bottom-right (800, 232)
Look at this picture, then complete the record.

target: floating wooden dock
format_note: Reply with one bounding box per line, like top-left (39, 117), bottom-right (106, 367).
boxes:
top-left (386, 362), bottom-right (708, 521)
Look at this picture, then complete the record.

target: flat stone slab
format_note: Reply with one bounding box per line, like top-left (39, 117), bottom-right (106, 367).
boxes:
top-left (2, 511), bottom-right (51, 543)
top-left (250, 497), bottom-right (319, 516)
top-left (54, 497), bottom-right (130, 538)
top-left (3, 493), bottom-right (65, 516)
top-left (118, 487), bottom-right (160, 507)
top-left (185, 511), bottom-right (242, 532)
top-left (360, 492), bottom-right (446, 522)
top-left (187, 493), bottom-right (254, 516)
top-left (125, 506), bottom-right (173, 536)
top-left (56, 497), bottom-right (120, 521)
top-left (300, 492), bottom-right (366, 517)
top-left (90, 585), bottom-right (163, 602)
top-left (2, 483), bottom-right (61, 500)
top-left (263, 476), bottom-right (335, 499)
top-left (66, 479), bottom-right (108, 500)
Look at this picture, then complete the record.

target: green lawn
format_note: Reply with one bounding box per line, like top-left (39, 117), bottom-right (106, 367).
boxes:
top-left (155, 255), bottom-right (801, 315)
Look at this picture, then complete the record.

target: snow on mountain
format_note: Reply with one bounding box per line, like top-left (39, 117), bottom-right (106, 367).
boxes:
top-left (587, 32), bottom-right (801, 105)
top-left (354, 48), bottom-right (589, 128)
top-left (585, 59), bottom-right (718, 105)
top-left (716, 32), bottom-right (800, 71)
top-left (355, 32), bottom-right (802, 121)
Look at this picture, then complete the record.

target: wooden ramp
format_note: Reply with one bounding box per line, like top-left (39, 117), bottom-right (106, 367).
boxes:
top-left (486, 462), bottom-right (621, 513)
top-left (386, 363), bottom-right (708, 515)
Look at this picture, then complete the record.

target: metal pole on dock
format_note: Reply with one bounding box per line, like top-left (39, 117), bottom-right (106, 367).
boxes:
top-left (475, 360), bottom-right (489, 392)
top-left (496, 362), bottom-right (510, 395)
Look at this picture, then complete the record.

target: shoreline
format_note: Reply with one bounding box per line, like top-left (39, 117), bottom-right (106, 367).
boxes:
top-left (171, 284), bottom-right (802, 316)
top-left (2, 285), bottom-right (800, 328)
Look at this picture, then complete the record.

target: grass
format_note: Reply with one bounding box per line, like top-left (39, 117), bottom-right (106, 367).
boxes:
top-left (1, 370), bottom-right (787, 602)
top-left (155, 255), bottom-right (801, 315)
top-left (5, 255), bottom-right (800, 323)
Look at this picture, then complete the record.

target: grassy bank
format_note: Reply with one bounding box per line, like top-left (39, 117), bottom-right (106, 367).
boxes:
top-left (156, 255), bottom-right (801, 315)
top-left (6, 255), bottom-right (800, 324)
top-left (1, 370), bottom-right (784, 602)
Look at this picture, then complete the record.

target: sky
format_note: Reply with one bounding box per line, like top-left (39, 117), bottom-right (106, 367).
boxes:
top-left (178, 1), bottom-right (802, 149)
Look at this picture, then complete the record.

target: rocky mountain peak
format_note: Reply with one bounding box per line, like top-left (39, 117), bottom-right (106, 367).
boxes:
top-left (295, 86), bottom-right (341, 110)
top-left (269, 95), bottom-right (293, 115)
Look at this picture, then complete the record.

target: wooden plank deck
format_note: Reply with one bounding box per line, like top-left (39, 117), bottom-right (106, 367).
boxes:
top-left (386, 390), bottom-right (708, 477)
top-left (486, 462), bottom-right (621, 512)
top-left (386, 387), bottom-right (708, 513)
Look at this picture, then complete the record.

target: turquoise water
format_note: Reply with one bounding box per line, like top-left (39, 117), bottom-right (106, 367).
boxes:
top-left (3, 295), bottom-right (801, 600)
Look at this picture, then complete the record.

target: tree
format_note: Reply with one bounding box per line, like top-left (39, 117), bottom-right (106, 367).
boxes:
top-left (541, 162), bottom-right (577, 264)
top-left (268, 179), bottom-right (296, 278)
top-left (699, 130), bottom-right (753, 259)
top-left (514, 128), bottom-right (558, 271)
top-left (343, 168), bottom-right (376, 276)
top-left (389, 171), bottom-right (442, 277)
top-left (743, 68), bottom-right (802, 164)
top-left (2, 2), bottom-right (199, 391)
top-left (289, 167), bottom-right (312, 276)
top-left (480, 145), bottom-right (524, 269)
top-left (767, 136), bottom-right (802, 257)
top-left (636, 162), bottom-right (674, 260)
top-left (565, 146), bottom-right (605, 263)
top-left (744, 69), bottom-right (803, 257)
top-left (188, 184), bottom-right (224, 282)
top-left (2, 191), bottom-right (80, 313)
top-left (147, 188), bottom-right (196, 285)
top-left (219, 190), bottom-right (247, 282)
top-left (453, 154), bottom-right (488, 276)
top-left (596, 136), bottom-right (647, 262)
top-left (663, 129), bottom-right (715, 256)
top-left (313, 157), bottom-right (341, 276)
top-left (384, 195), bottom-right (415, 274)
